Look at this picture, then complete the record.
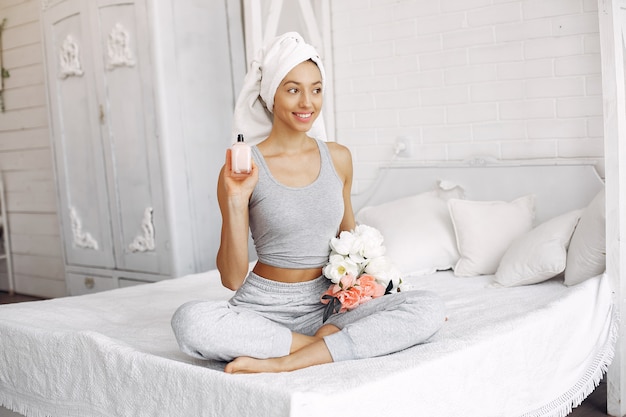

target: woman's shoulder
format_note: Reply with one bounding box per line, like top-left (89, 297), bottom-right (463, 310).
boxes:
top-left (323, 140), bottom-right (352, 162)
top-left (322, 140), bottom-right (352, 180)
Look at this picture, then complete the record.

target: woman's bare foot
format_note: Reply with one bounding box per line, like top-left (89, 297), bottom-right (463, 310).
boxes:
top-left (224, 356), bottom-right (286, 374)
top-left (225, 339), bottom-right (334, 374)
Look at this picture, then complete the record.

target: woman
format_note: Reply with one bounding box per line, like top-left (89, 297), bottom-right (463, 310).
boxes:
top-left (172, 32), bottom-right (445, 374)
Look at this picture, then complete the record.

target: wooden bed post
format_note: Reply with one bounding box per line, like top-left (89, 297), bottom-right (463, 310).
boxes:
top-left (598, 0), bottom-right (626, 415)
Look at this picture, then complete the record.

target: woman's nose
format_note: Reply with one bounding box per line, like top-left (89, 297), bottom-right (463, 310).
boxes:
top-left (299, 92), bottom-right (311, 107)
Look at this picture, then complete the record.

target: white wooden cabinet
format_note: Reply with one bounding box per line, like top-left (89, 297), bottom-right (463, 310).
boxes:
top-left (41, 0), bottom-right (245, 295)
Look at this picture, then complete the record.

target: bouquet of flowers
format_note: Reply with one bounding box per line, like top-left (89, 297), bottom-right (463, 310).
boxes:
top-left (321, 224), bottom-right (402, 322)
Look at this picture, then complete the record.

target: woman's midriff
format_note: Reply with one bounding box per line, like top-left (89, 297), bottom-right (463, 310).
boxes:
top-left (252, 261), bottom-right (323, 283)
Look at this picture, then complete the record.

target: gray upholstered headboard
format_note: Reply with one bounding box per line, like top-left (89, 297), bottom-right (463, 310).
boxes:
top-left (352, 159), bottom-right (604, 224)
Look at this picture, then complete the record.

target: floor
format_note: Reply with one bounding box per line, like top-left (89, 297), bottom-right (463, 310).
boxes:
top-left (572, 379), bottom-right (609, 417)
top-left (0, 291), bottom-right (613, 417)
top-left (0, 291), bottom-right (43, 304)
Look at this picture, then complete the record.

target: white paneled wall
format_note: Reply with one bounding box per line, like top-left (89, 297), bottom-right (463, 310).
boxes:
top-left (330, 0), bottom-right (604, 193)
top-left (0, 0), bottom-right (65, 298)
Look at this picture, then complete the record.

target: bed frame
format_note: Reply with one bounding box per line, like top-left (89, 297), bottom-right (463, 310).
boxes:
top-left (353, 158), bottom-right (604, 223)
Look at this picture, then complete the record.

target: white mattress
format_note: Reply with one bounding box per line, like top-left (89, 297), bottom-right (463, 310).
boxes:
top-left (0, 269), bottom-right (615, 417)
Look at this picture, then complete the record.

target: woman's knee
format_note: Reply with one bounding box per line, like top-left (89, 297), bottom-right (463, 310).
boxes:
top-left (403, 291), bottom-right (447, 333)
top-left (405, 290), bottom-right (445, 311)
top-left (171, 300), bottom-right (231, 360)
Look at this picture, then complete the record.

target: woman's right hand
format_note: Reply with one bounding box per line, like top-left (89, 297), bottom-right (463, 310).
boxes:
top-left (219, 148), bottom-right (259, 201)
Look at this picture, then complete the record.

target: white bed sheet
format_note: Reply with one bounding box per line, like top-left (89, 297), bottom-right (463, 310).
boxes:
top-left (0, 269), bottom-right (614, 417)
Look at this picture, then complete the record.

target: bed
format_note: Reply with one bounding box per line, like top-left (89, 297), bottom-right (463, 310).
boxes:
top-left (0, 160), bottom-right (614, 417)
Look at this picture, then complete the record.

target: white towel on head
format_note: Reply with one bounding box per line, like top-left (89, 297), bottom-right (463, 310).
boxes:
top-left (232, 32), bottom-right (327, 145)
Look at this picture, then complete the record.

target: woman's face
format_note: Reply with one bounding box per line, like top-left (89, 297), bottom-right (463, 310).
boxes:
top-left (272, 60), bottom-right (323, 134)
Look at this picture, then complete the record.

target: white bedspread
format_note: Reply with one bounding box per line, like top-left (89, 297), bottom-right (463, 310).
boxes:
top-left (0, 270), bottom-right (614, 417)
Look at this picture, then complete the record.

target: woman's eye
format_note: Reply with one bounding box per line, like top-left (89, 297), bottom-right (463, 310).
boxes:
top-left (313, 88), bottom-right (322, 94)
top-left (288, 88), bottom-right (298, 94)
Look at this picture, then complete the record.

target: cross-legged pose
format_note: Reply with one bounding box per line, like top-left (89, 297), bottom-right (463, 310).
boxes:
top-left (171, 32), bottom-right (446, 373)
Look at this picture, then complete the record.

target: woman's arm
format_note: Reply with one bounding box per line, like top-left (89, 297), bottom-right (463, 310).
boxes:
top-left (327, 142), bottom-right (356, 233)
top-left (216, 149), bottom-right (259, 290)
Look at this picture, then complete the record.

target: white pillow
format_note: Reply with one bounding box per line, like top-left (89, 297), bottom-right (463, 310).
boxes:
top-left (493, 209), bottom-right (582, 287)
top-left (449, 195), bottom-right (535, 277)
top-left (356, 190), bottom-right (460, 276)
top-left (564, 188), bottom-right (606, 286)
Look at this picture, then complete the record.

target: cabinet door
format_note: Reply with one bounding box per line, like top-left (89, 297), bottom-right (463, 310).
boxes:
top-left (42, 0), bottom-right (115, 269)
top-left (91, 0), bottom-right (170, 275)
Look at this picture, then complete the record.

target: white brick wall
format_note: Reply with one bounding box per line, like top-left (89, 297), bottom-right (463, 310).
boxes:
top-left (330, 0), bottom-right (604, 193)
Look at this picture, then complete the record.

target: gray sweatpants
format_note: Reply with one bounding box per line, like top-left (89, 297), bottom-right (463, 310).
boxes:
top-left (171, 272), bottom-right (446, 363)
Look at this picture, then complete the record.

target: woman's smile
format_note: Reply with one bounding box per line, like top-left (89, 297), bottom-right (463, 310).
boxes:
top-left (294, 112), bottom-right (313, 121)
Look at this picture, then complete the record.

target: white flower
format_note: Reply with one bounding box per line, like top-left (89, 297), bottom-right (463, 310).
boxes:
top-left (354, 224), bottom-right (386, 259)
top-left (330, 231), bottom-right (357, 256)
top-left (323, 253), bottom-right (359, 284)
top-left (364, 255), bottom-right (394, 276)
top-left (348, 248), bottom-right (367, 265)
top-left (368, 261), bottom-right (403, 292)
top-left (354, 224), bottom-right (383, 241)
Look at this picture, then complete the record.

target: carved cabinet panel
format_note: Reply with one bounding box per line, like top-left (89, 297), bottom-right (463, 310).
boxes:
top-left (42, 0), bottom-right (170, 293)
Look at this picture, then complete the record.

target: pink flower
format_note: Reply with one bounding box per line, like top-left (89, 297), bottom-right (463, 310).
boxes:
top-left (321, 274), bottom-right (357, 299)
top-left (357, 274), bottom-right (385, 298)
top-left (339, 274), bottom-right (357, 289)
top-left (336, 286), bottom-right (363, 312)
top-left (321, 287), bottom-right (336, 301)
top-left (321, 274), bottom-right (386, 316)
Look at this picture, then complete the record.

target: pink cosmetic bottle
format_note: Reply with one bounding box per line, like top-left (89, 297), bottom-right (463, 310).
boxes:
top-left (231, 133), bottom-right (251, 174)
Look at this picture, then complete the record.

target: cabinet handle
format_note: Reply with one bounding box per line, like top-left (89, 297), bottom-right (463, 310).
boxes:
top-left (84, 277), bottom-right (95, 289)
top-left (99, 105), bottom-right (105, 124)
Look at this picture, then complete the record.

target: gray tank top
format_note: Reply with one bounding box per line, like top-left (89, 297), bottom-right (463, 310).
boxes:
top-left (249, 139), bottom-right (345, 269)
